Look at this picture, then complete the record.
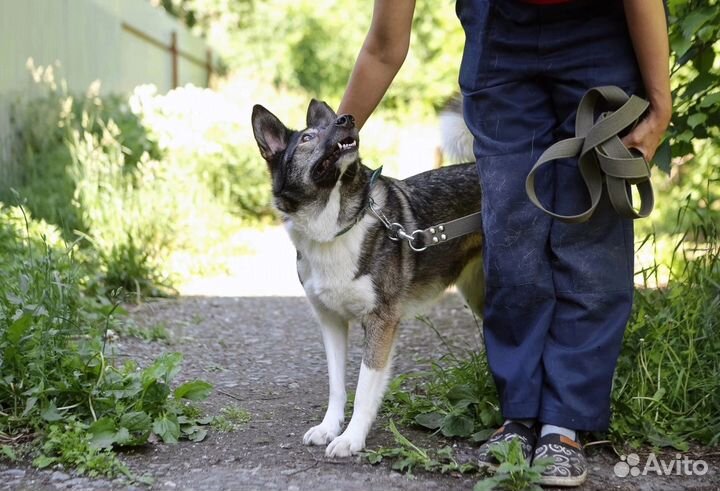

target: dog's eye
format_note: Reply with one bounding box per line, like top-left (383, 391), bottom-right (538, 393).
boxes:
top-left (300, 133), bottom-right (315, 143)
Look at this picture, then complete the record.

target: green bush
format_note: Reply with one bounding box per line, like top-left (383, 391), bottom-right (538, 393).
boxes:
top-left (0, 205), bottom-right (212, 478)
top-left (162, 0), bottom-right (464, 118)
top-left (129, 84), bottom-right (273, 221)
top-left (612, 197), bottom-right (720, 449)
top-left (9, 65), bottom-right (274, 295)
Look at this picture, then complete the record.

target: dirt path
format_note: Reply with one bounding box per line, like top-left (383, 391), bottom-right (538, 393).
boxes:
top-left (2, 227), bottom-right (718, 490)
top-left (3, 293), bottom-right (719, 490)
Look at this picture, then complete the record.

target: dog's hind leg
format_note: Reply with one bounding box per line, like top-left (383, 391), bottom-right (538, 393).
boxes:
top-left (456, 254), bottom-right (485, 318)
top-left (303, 305), bottom-right (349, 446)
top-left (325, 312), bottom-right (399, 458)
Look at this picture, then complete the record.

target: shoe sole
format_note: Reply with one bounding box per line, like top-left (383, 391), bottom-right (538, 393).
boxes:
top-left (539, 469), bottom-right (587, 487)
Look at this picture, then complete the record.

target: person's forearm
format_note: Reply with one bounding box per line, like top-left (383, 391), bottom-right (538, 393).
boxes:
top-left (338, 48), bottom-right (405, 129)
top-left (623, 0), bottom-right (672, 121)
top-left (338, 0), bottom-right (415, 128)
top-left (620, 0), bottom-right (671, 161)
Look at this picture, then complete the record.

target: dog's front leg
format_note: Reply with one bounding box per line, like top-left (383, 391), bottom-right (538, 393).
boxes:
top-left (303, 306), bottom-right (349, 446)
top-left (325, 313), bottom-right (399, 458)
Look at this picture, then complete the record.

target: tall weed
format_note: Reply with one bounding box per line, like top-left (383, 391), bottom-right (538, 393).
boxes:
top-left (0, 204), bottom-right (212, 477)
top-left (612, 181), bottom-right (720, 449)
top-left (10, 63), bottom-right (268, 295)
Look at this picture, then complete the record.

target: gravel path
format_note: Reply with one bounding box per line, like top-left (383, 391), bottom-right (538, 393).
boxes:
top-left (2, 227), bottom-right (718, 490)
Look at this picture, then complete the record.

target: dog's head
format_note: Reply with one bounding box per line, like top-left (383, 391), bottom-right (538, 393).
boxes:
top-left (251, 100), bottom-right (360, 215)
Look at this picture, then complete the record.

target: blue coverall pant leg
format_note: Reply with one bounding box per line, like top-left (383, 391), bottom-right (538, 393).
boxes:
top-left (456, 0), bottom-right (643, 431)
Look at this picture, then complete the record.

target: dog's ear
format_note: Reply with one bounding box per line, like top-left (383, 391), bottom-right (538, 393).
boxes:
top-left (252, 105), bottom-right (290, 162)
top-left (306, 99), bottom-right (336, 128)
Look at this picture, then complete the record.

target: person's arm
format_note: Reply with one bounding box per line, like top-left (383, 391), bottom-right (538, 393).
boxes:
top-left (621, 0), bottom-right (672, 162)
top-left (337, 0), bottom-right (416, 129)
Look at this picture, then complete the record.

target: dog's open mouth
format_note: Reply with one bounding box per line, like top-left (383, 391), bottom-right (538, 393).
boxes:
top-left (337, 136), bottom-right (357, 152)
top-left (319, 137), bottom-right (358, 168)
top-left (312, 136), bottom-right (359, 185)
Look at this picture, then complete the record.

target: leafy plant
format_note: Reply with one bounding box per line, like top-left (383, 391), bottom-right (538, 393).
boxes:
top-left (382, 316), bottom-right (501, 440)
top-left (474, 440), bottom-right (552, 491)
top-left (0, 205), bottom-right (213, 478)
top-left (661, 0), bottom-right (720, 169)
top-left (33, 419), bottom-right (132, 479)
top-left (364, 420), bottom-right (475, 476)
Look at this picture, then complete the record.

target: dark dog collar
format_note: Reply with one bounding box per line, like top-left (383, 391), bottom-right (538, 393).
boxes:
top-left (334, 166), bottom-right (384, 238)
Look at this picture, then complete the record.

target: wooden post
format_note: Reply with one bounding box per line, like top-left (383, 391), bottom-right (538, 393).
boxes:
top-left (170, 31), bottom-right (179, 89)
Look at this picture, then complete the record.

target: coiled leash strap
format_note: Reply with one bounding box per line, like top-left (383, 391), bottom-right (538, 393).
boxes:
top-left (525, 86), bottom-right (654, 224)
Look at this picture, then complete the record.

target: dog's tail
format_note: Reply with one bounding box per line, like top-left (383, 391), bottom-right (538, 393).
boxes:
top-left (438, 95), bottom-right (475, 164)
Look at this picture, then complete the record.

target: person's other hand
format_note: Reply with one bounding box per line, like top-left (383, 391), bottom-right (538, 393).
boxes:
top-left (621, 105), bottom-right (671, 162)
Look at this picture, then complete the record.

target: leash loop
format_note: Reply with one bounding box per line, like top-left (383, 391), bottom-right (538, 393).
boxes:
top-left (525, 86), bottom-right (655, 223)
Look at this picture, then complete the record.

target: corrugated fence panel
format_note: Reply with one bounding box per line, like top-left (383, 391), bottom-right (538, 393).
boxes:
top-left (120, 30), bottom-right (173, 92)
top-left (0, 0), bottom-right (214, 191)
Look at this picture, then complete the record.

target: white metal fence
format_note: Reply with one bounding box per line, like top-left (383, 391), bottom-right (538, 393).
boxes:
top-left (0, 0), bottom-right (216, 190)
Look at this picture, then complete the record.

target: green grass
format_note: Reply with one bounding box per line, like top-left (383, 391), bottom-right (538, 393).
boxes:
top-left (473, 439), bottom-right (552, 491)
top-left (211, 406), bottom-right (251, 432)
top-left (364, 420), bottom-right (476, 476)
top-left (611, 220), bottom-right (720, 449)
top-left (0, 205), bottom-right (213, 479)
top-left (116, 321), bottom-right (171, 343)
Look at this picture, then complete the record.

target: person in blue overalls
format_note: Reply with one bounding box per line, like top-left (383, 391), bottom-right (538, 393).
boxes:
top-left (338, 0), bottom-right (670, 486)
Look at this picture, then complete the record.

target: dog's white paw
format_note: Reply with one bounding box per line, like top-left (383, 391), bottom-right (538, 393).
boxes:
top-left (303, 423), bottom-right (340, 446)
top-left (325, 434), bottom-right (364, 458)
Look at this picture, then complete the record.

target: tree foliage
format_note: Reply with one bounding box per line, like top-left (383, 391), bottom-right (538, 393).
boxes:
top-left (159, 0), bottom-right (720, 156)
top-left (160, 0), bottom-right (464, 116)
top-left (663, 0), bottom-right (720, 169)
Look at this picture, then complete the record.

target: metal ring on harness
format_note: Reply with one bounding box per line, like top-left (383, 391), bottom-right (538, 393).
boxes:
top-left (387, 223), bottom-right (428, 251)
top-left (408, 230), bottom-right (428, 252)
top-left (388, 223), bottom-right (404, 241)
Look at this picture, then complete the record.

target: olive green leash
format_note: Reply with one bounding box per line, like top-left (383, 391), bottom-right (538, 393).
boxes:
top-left (525, 85), bottom-right (655, 224)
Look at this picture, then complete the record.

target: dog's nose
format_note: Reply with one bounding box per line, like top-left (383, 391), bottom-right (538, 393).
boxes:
top-left (335, 114), bottom-right (355, 128)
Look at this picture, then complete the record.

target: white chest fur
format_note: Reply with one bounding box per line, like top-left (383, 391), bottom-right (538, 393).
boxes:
top-left (287, 215), bottom-right (376, 320)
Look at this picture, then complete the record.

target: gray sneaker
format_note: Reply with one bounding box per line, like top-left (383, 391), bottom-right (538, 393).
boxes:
top-left (533, 433), bottom-right (588, 487)
top-left (476, 421), bottom-right (537, 473)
